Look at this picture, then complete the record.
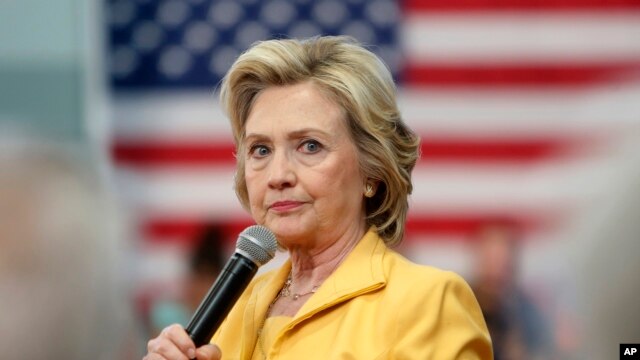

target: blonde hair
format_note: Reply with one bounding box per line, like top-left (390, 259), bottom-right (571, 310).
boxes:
top-left (220, 36), bottom-right (420, 246)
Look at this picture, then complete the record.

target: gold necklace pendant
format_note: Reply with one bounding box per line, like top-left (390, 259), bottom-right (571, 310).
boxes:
top-left (281, 279), bottom-right (292, 297)
top-left (282, 274), bottom-right (319, 300)
top-left (291, 285), bottom-right (319, 300)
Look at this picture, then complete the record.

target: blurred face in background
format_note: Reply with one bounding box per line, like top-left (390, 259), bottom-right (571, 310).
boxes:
top-left (475, 223), bottom-right (519, 295)
top-left (185, 266), bottom-right (219, 312)
top-left (243, 81), bottom-right (367, 249)
top-left (0, 144), bottom-right (134, 359)
top-left (0, 176), bottom-right (36, 275)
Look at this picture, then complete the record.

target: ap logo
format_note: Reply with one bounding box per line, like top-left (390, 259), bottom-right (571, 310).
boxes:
top-left (620, 344), bottom-right (640, 359)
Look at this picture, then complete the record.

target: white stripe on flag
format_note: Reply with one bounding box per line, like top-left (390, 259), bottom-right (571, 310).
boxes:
top-left (111, 83), bottom-right (640, 141)
top-left (113, 156), bottom-right (613, 216)
top-left (404, 12), bottom-right (640, 63)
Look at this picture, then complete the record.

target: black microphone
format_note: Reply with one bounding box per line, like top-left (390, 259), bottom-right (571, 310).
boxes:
top-left (186, 225), bottom-right (277, 347)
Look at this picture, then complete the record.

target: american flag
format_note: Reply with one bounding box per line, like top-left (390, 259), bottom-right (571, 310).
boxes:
top-left (106, 0), bottom-right (640, 343)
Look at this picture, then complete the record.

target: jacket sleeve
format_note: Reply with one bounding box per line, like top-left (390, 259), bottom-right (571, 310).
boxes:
top-left (391, 271), bottom-right (493, 360)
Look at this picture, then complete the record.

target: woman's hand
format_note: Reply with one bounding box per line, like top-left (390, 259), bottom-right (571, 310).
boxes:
top-left (144, 324), bottom-right (221, 360)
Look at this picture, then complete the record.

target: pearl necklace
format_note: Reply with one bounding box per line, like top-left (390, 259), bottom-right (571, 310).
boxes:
top-left (256, 273), bottom-right (318, 358)
top-left (279, 274), bottom-right (319, 300)
top-left (256, 236), bottom-right (359, 358)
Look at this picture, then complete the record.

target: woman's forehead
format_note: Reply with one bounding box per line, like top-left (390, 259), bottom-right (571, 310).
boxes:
top-left (243, 83), bottom-right (348, 136)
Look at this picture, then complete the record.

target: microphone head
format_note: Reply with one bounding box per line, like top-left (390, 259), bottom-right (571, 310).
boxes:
top-left (236, 225), bottom-right (277, 266)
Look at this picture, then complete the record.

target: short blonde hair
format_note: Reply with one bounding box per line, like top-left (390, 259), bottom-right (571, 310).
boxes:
top-left (220, 36), bottom-right (420, 246)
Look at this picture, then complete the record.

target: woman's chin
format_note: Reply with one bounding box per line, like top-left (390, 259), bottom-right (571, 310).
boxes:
top-left (272, 228), bottom-right (306, 242)
top-left (263, 215), bottom-right (299, 231)
top-left (268, 224), bottom-right (311, 247)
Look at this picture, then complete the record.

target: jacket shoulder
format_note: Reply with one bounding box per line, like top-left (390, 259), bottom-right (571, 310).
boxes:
top-left (381, 250), bottom-right (492, 359)
top-left (383, 249), bottom-right (469, 288)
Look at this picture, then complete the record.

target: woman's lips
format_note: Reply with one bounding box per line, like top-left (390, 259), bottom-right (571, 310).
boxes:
top-left (269, 200), bottom-right (304, 212)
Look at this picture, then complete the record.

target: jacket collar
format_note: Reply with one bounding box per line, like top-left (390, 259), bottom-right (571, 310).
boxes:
top-left (240, 228), bottom-right (388, 357)
top-left (295, 227), bottom-right (387, 319)
top-left (240, 258), bottom-right (291, 358)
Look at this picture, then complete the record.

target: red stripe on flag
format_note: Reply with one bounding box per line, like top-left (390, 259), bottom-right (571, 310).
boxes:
top-left (404, 214), bottom-right (553, 236)
top-left (141, 212), bottom-right (558, 246)
top-left (404, 0), bottom-right (640, 11)
top-left (112, 141), bottom-right (236, 166)
top-left (420, 137), bottom-right (576, 162)
top-left (112, 136), bottom-right (587, 167)
top-left (403, 62), bottom-right (640, 87)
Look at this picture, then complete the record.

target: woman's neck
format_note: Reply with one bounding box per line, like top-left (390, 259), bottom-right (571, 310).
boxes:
top-left (287, 223), bottom-right (366, 291)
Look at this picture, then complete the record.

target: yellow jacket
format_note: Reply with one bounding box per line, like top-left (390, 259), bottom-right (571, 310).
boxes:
top-left (213, 229), bottom-right (493, 359)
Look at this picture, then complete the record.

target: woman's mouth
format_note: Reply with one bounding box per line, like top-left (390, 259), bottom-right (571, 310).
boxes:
top-left (269, 200), bottom-right (304, 212)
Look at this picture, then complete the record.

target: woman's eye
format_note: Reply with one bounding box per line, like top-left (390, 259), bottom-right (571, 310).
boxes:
top-left (250, 145), bottom-right (270, 158)
top-left (300, 140), bottom-right (321, 153)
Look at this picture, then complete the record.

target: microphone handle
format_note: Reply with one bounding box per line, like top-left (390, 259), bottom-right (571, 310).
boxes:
top-left (186, 253), bottom-right (258, 347)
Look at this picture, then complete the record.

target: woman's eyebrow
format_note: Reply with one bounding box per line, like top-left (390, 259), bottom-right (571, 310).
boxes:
top-left (243, 133), bottom-right (270, 144)
top-left (286, 128), bottom-right (331, 139)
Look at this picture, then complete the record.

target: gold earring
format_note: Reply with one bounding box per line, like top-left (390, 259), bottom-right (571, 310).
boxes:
top-left (364, 183), bottom-right (374, 197)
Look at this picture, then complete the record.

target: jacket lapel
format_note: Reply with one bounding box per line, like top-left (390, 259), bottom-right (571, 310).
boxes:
top-left (240, 261), bottom-right (291, 359)
top-left (292, 229), bottom-right (387, 325)
top-left (241, 229), bottom-right (388, 357)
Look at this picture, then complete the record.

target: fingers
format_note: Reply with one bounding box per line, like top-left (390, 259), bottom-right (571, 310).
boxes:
top-left (163, 324), bottom-right (198, 358)
top-left (143, 354), bottom-right (167, 360)
top-left (145, 324), bottom-right (196, 360)
top-left (196, 344), bottom-right (222, 360)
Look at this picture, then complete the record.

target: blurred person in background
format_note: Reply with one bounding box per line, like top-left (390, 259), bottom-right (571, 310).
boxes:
top-left (471, 220), bottom-right (553, 360)
top-left (0, 128), bottom-right (140, 359)
top-left (149, 225), bottom-right (227, 337)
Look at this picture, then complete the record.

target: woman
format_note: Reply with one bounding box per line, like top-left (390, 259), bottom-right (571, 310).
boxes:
top-left (144, 36), bottom-right (492, 360)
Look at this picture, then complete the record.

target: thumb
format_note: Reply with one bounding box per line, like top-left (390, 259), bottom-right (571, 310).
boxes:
top-left (196, 344), bottom-right (222, 360)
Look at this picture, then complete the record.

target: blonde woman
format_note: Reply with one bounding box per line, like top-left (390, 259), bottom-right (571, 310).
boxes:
top-left (144, 36), bottom-right (492, 360)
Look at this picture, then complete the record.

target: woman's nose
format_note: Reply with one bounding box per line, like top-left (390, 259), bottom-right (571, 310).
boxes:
top-left (267, 150), bottom-right (296, 190)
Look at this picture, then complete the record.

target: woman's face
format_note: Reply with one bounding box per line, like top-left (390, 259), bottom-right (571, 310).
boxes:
top-left (243, 82), bottom-right (367, 248)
